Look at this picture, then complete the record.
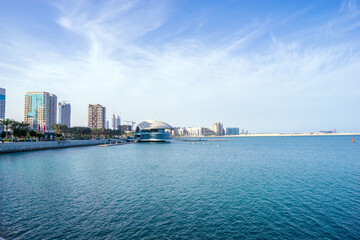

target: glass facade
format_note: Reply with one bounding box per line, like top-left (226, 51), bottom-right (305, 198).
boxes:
top-left (226, 128), bottom-right (240, 135)
top-left (0, 88), bottom-right (5, 119)
top-left (134, 131), bottom-right (171, 142)
top-left (24, 92), bottom-right (57, 131)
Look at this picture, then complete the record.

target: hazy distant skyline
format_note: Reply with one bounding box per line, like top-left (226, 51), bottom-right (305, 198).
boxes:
top-left (0, 0), bottom-right (359, 133)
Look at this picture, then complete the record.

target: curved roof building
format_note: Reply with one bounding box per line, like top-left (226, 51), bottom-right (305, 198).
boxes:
top-left (135, 120), bottom-right (173, 142)
top-left (135, 120), bottom-right (174, 132)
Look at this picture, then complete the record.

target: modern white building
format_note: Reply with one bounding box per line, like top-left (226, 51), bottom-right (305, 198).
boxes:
top-left (58, 101), bottom-right (71, 127)
top-left (111, 114), bottom-right (121, 130)
top-left (173, 127), bottom-right (215, 136)
top-left (0, 88), bottom-right (5, 120)
top-left (88, 104), bottom-right (106, 129)
top-left (135, 120), bottom-right (174, 142)
top-left (24, 91), bottom-right (57, 131)
top-left (111, 114), bottom-right (116, 130)
top-left (178, 127), bottom-right (187, 136)
top-left (211, 122), bottom-right (225, 135)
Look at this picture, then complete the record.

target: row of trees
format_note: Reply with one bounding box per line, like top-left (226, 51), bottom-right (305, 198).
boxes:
top-left (0, 119), bottom-right (38, 139)
top-left (0, 120), bottom-right (130, 139)
top-left (51, 124), bottom-right (126, 139)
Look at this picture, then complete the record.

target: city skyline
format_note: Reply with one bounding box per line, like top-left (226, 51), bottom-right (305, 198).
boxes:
top-left (1, 0), bottom-right (360, 132)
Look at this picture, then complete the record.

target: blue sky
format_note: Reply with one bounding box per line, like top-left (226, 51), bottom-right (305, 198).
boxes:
top-left (0, 0), bottom-right (359, 132)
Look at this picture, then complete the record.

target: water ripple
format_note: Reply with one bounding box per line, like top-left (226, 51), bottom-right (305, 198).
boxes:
top-left (0, 136), bottom-right (359, 239)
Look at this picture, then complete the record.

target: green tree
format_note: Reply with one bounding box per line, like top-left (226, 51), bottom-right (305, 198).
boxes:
top-left (9, 120), bottom-right (19, 138)
top-left (51, 124), bottom-right (62, 134)
top-left (68, 127), bottom-right (92, 139)
top-left (12, 121), bottom-right (30, 138)
top-left (0, 118), bottom-right (12, 139)
top-left (29, 130), bottom-right (37, 137)
top-left (60, 124), bottom-right (68, 135)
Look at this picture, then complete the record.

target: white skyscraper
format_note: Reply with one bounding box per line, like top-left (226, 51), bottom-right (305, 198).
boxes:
top-left (111, 114), bottom-right (116, 130)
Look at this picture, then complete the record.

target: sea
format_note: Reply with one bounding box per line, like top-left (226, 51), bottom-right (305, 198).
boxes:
top-left (0, 136), bottom-right (359, 239)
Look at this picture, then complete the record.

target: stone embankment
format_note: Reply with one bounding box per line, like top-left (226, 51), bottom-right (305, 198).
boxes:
top-left (0, 139), bottom-right (115, 154)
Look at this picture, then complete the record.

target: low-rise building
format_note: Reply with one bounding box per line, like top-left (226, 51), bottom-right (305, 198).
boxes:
top-left (226, 127), bottom-right (240, 135)
top-left (120, 125), bottom-right (132, 132)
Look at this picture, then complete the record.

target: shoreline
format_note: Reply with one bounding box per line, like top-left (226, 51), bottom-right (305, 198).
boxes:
top-left (174, 133), bottom-right (360, 138)
top-left (0, 139), bottom-right (120, 154)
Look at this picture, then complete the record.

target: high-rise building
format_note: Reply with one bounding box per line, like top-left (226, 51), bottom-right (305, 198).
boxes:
top-left (106, 120), bottom-right (110, 129)
top-left (24, 91), bottom-right (57, 131)
top-left (0, 88), bottom-right (5, 119)
top-left (116, 115), bottom-right (121, 129)
top-left (58, 101), bottom-right (71, 127)
top-left (111, 114), bottom-right (116, 130)
top-left (88, 104), bottom-right (106, 129)
top-left (210, 122), bottom-right (225, 135)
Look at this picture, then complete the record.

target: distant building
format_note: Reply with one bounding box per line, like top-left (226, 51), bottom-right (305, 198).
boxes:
top-left (173, 127), bottom-right (214, 136)
top-left (184, 127), bottom-right (214, 136)
top-left (211, 122), bottom-right (225, 135)
top-left (0, 88), bottom-right (5, 119)
top-left (106, 120), bottom-right (110, 129)
top-left (318, 130), bottom-right (332, 134)
top-left (120, 125), bottom-right (132, 132)
top-left (226, 127), bottom-right (239, 135)
top-left (178, 127), bottom-right (187, 136)
top-left (171, 127), bottom-right (180, 136)
top-left (24, 91), bottom-right (57, 131)
top-left (111, 114), bottom-right (116, 130)
top-left (58, 101), bottom-right (71, 127)
top-left (185, 127), bottom-right (203, 136)
top-left (88, 104), bottom-right (106, 129)
top-left (205, 128), bottom-right (215, 135)
top-left (116, 115), bottom-right (121, 129)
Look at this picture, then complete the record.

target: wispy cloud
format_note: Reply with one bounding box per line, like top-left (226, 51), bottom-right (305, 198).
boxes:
top-left (1, 0), bottom-right (360, 132)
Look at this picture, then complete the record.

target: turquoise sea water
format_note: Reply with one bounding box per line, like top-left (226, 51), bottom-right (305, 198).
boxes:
top-left (0, 136), bottom-right (359, 239)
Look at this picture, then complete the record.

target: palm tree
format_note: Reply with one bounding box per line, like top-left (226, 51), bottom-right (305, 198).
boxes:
top-left (10, 121), bottom-right (19, 138)
top-left (0, 118), bottom-right (12, 139)
top-left (59, 124), bottom-right (68, 135)
top-left (12, 122), bottom-right (30, 138)
top-left (51, 124), bottom-right (62, 134)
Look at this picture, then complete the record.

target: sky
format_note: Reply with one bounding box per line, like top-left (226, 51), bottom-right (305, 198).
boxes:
top-left (0, 0), bottom-right (359, 133)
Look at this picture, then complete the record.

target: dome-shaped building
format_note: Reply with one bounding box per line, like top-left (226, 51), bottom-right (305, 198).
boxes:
top-left (135, 120), bottom-right (174, 142)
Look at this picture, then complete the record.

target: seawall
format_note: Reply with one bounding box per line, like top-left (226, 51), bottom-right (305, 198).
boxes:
top-left (0, 139), bottom-right (114, 154)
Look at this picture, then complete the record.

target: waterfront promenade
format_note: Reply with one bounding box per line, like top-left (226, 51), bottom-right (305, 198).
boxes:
top-left (0, 139), bottom-right (117, 154)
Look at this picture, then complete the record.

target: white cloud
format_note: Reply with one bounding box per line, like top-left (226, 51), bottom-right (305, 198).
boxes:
top-left (1, 0), bottom-right (360, 132)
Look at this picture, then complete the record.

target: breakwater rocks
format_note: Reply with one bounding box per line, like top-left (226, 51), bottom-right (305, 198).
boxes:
top-left (0, 140), bottom-right (113, 154)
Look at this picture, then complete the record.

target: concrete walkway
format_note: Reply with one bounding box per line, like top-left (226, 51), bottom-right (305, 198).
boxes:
top-left (0, 139), bottom-right (115, 154)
